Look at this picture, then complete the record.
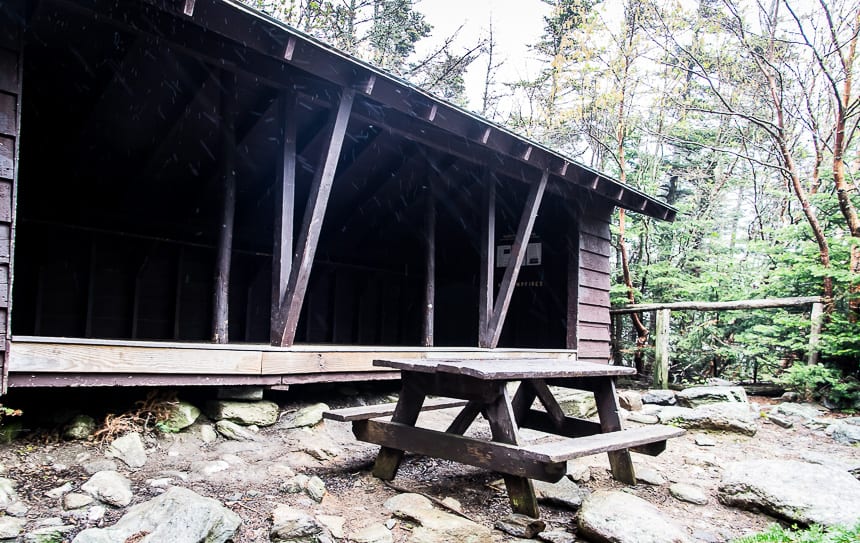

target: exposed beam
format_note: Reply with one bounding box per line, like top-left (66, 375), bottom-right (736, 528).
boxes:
top-left (485, 170), bottom-right (549, 348)
top-left (478, 171), bottom-right (495, 348)
top-left (273, 88), bottom-right (356, 346)
top-left (270, 89), bottom-right (297, 341)
top-left (212, 70), bottom-right (237, 344)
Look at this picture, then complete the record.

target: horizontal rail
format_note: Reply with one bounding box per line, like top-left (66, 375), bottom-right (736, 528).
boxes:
top-left (610, 296), bottom-right (823, 315)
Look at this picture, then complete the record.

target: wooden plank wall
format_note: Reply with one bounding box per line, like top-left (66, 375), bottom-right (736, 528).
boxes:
top-left (576, 204), bottom-right (613, 363)
top-left (0, 1), bottom-right (22, 392)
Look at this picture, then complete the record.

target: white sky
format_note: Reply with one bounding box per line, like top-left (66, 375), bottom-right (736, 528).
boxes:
top-left (416, 0), bottom-right (551, 111)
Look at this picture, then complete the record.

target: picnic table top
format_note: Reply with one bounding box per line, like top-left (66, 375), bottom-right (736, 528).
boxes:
top-left (372, 358), bottom-right (636, 380)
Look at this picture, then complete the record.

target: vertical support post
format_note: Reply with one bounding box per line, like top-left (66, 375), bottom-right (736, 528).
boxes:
top-left (478, 172), bottom-right (495, 347)
top-left (654, 308), bottom-right (670, 388)
top-left (212, 70), bottom-right (237, 344)
top-left (422, 182), bottom-right (436, 347)
top-left (271, 90), bottom-right (297, 343)
top-left (807, 301), bottom-right (823, 365)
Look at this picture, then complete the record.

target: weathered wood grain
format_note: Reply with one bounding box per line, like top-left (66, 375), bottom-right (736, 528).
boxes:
top-left (0, 139), bottom-right (13, 181)
top-left (323, 397), bottom-right (468, 422)
top-left (0, 49), bottom-right (18, 94)
top-left (579, 286), bottom-right (610, 307)
top-left (374, 359), bottom-right (632, 379)
top-left (524, 425), bottom-right (685, 462)
top-left (578, 324), bottom-right (610, 342)
top-left (0, 93), bottom-right (16, 136)
top-left (579, 250), bottom-right (610, 274)
top-left (579, 268), bottom-right (610, 291)
top-left (579, 232), bottom-right (611, 257)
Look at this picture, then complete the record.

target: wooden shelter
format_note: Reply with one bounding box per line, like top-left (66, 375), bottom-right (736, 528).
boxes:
top-left (0, 0), bottom-right (675, 392)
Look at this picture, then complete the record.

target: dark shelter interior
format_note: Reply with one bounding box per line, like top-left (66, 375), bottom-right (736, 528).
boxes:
top-left (12, 0), bottom-right (576, 348)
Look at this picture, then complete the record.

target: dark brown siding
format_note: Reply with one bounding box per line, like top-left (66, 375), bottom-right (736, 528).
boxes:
top-left (0, 1), bottom-right (21, 392)
top-left (577, 204), bottom-right (613, 363)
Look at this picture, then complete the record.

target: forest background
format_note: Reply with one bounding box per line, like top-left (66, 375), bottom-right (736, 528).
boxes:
top-left (245, 0), bottom-right (860, 409)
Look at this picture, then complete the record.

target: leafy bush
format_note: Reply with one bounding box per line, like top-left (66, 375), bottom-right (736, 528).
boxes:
top-left (779, 363), bottom-right (860, 409)
top-left (732, 522), bottom-right (860, 543)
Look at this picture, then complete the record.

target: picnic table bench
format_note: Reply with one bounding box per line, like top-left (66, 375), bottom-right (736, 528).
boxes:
top-left (323, 358), bottom-right (684, 518)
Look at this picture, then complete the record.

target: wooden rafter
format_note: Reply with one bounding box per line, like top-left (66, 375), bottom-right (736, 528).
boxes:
top-left (272, 88), bottom-right (356, 346)
top-left (484, 170), bottom-right (549, 348)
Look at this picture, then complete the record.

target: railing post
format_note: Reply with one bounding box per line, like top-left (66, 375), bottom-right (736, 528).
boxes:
top-left (807, 302), bottom-right (824, 365)
top-left (654, 308), bottom-right (670, 389)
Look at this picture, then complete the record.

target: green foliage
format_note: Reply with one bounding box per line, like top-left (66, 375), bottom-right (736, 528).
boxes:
top-left (732, 523), bottom-right (860, 543)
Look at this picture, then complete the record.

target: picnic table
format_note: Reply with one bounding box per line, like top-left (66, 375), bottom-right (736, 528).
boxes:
top-left (324, 358), bottom-right (684, 518)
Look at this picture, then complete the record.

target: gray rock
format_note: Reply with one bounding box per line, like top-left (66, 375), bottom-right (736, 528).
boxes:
top-left (718, 460), bottom-right (860, 526)
top-left (567, 463), bottom-right (591, 483)
top-left (658, 402), bottom-right (757, 436)
top-left (64, 492), bottom-right (95, 510)
top-left (24, 525), bottom-right (75, 543)
top-left (81, 460), bottom-right (117, 475)
top-left (0, 477), bottom-right (18, 509)
top-left (215, 419), bottom-right (258, 441)
top-left (306, 476), bottom-right (326, 503)
top-left (316, 515), bottom-right (345, 539)
top-left (80, 471), bottom-right (133, 507)
top-left (494, 514), bottom-right (545, 538)
top-left (626, 412), bottom-right (659, 425)
top-left (578, 490), bottom-right (691, 543)
top-left (283, 403), bottom-right (330, 429)
top-left (45, 482), bottom-right (73, 499)
top-left (677, 386), bottom-right (748, 408)
top-left (535, 478), bottom-right (590, 509)
top-left (642, 389), bottom-right (677, 406)
top-left (73, 487), bottom-right (240, 543)
top-left (617, 391), bottom-right (643, 411)
top-left (669, 483), bottom-right (708, 505)
top-left (772, 402), bottom-right (823, 420)
top-left (384, 493), bottom-right (493, 543)
top-left (198, 424), bottom-right (218, 444)
top-left (280, 474), bottom-right (310, 494)
top-left (553, 388), bottom-right (598, 418)
top-left (267, 463), bottom-right (296, 479)
top-left (351, 523), bottom-right (393, 543)
top-left (161, 401), bottom-right (201, 432)
top-left (539, 530), bottom-right (577, 543)
top-left (87, 505), bottom-right (107, 522)
top-left (779, 391), bottom-right (801, 402)
top-left (767, 414), bottom-right (794, 428)
top-left (270, 504), bottom-right (324, 542)
top-left (0, 516), bottom-right (25, 539)
top-left (63, 415), bottom-right (97, 440)
top-left (4, 501), bottom-right (27, 517)
top-left (828, 417), bottom-right (860, 445)
top-left (106, 432), bottom-right (147, 469)
top-left (206, 400), bottom-right (279, 427)
top-left (635, 467), bottom-right (665, 486)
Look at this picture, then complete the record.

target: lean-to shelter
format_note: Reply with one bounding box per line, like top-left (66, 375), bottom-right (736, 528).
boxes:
top-left (0, 0), bottom-right (675, 391)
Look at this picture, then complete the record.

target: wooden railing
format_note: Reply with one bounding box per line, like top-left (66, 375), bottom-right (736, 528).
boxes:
top-left (610, 296), bottom-right (824, 388)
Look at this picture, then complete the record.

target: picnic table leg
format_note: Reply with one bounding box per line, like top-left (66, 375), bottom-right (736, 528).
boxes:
top-left (446, 401), bottom-right (483, 435)
top-left (484, 386), bottom-right (540, 518)
top-left (593, 377), bottom-right (637, 484)
top-left (372, 376), bottom-right (426, 480)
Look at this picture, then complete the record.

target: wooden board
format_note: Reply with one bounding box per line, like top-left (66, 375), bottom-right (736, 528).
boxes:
top-left (579, 250), bottom-right (610, 274)
top-left (0, 92), bottom-right (16, 136)
top-left (353, 419), bottom-right (568, 483)
top-left (9, 342), bottom-right (263, 374)
top-left (0, 138), bottom-right (13, 181)
top-left (375, 358), bottom-right (634, 379)
top-left (0, 49), bottom-right (18, 94)
top-left (323, 397), bottom-right (468, 422)
top-left (524, 425), bottom-right (685, 462)
top-left (579, 268), bottom-right (610, 291)
top-left (578, 323), bottom-right (610, 342)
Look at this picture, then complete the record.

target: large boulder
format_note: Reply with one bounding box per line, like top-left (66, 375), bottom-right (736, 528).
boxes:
top-left (718, 460), bottom-right (860, 527)
top-left (73, 486), bottom-right (241, 543)
top-left (657, 402), bottom-right (757, 436)
top-left (552, 389), bottom-right (597, 418)
top-left (384, 493), bottom-right (493, 543)
top-left (577, 490), bottom-right (691, 543)
top-left (270, 504), bottom-right (325, 543)
top-left (641, 390), bottom-right (677, 406)
top-left (827, 417), bottom-right (860, 445)
top-left (205, 400), bottom-right (279, 427)
top-left (676, 386), bottom-right (748, 408)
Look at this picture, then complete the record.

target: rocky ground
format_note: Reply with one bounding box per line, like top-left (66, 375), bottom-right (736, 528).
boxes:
top-left (0, 381), bottom-right (858, 543)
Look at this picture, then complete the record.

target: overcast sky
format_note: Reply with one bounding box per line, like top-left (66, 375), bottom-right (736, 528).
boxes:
top-left (416, 0), bottom-right (551, 110)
